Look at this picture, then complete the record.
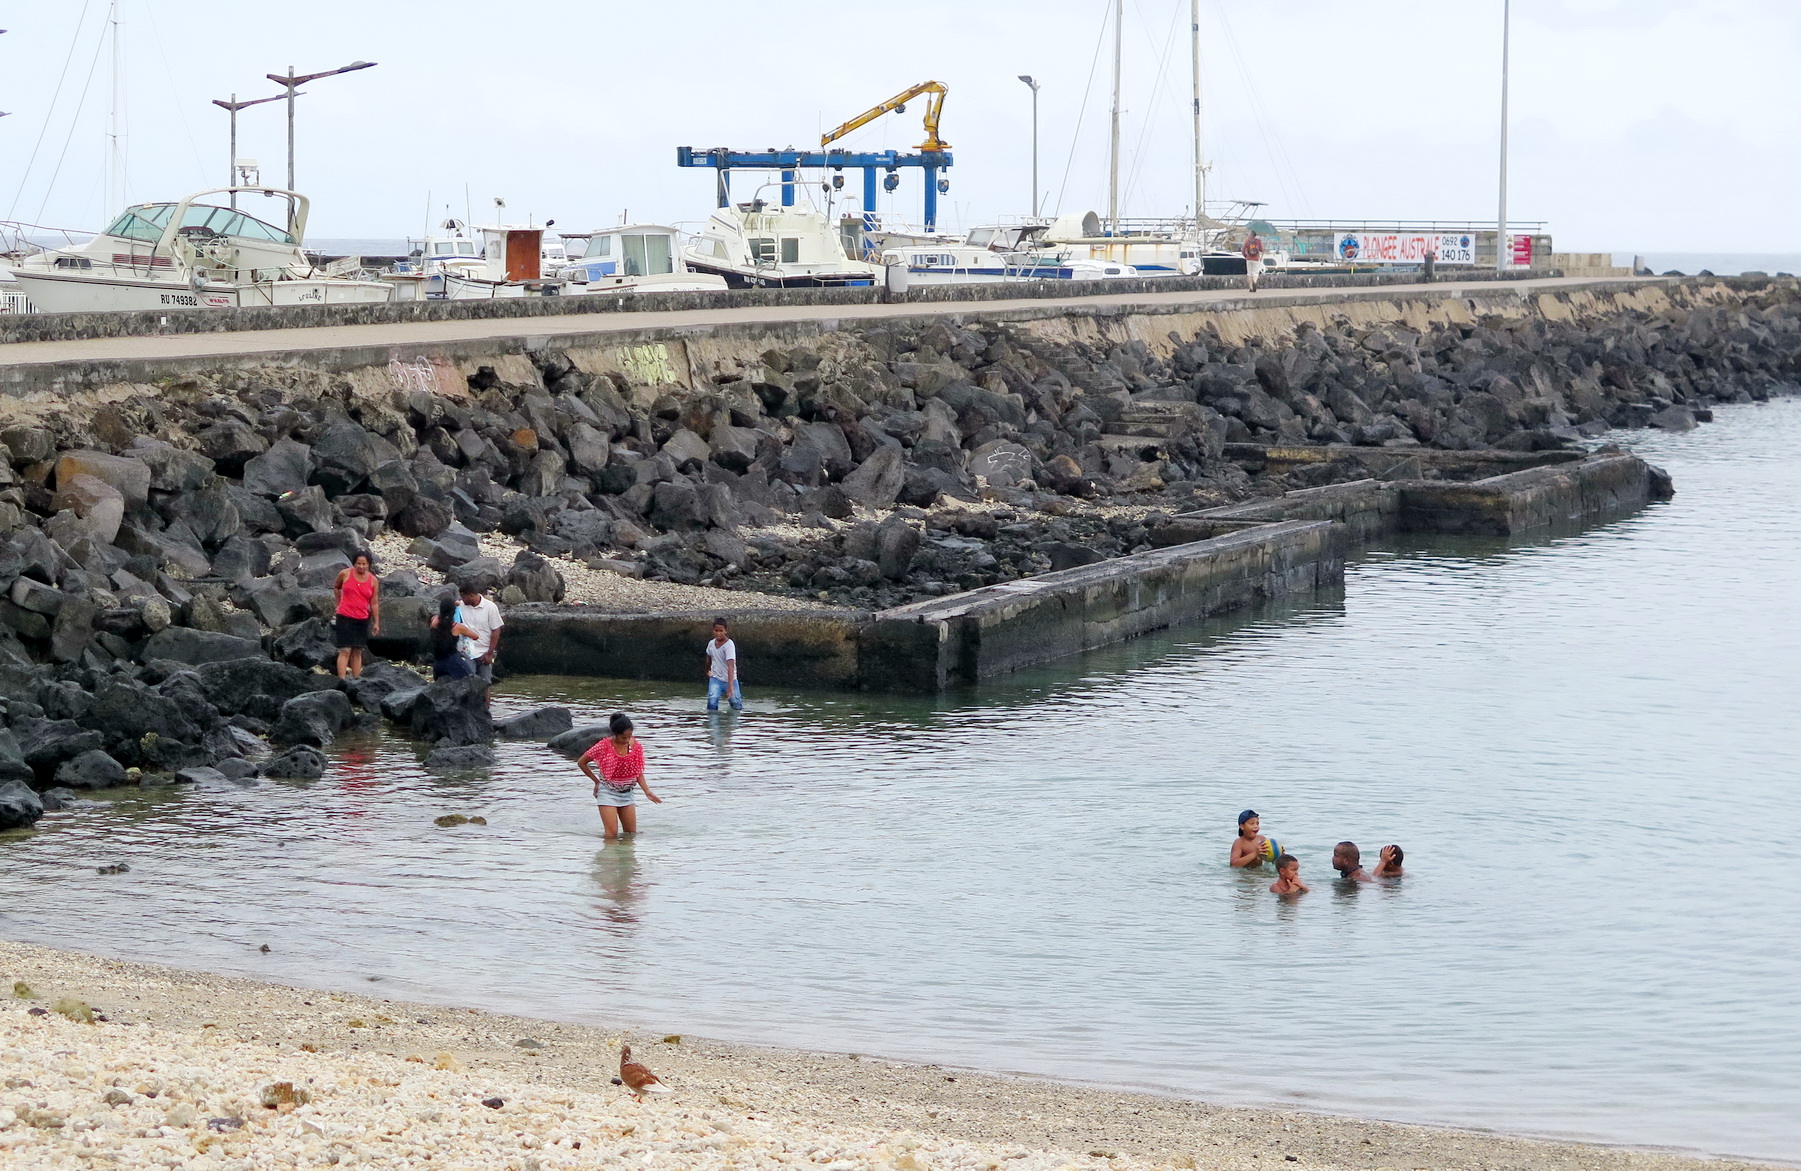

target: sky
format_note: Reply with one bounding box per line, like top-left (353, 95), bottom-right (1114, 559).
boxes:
top-left (2, 0), bottom-right (1797, 251)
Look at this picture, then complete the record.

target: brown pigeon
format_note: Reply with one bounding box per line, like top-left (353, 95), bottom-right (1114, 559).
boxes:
top-left (619, 1044), bottom-right (670, 1097)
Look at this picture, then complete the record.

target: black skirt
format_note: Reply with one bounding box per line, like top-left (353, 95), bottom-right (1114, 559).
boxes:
top-left (334, 614), bottom-right (371, 648)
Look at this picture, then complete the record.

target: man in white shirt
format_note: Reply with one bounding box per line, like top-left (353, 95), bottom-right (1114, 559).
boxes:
top-left (457, 586), bottom-right (504, 701)
top-left (704, 617), bottom-right (742, 712)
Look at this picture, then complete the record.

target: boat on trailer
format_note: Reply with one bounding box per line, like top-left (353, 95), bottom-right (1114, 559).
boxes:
top-left (10, 187), bottom-right (391, 312)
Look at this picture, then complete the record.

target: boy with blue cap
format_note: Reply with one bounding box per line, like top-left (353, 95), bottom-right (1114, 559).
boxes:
top-left (1230, 809), bottom-right (1270, 868)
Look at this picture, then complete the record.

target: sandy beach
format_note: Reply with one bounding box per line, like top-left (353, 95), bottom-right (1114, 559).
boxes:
top-left (0, 939), bottom-right (1769, 1171)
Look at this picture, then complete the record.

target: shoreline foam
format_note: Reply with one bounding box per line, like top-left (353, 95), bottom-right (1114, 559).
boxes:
top-left (0, 939), bottom-right (1774, 1170)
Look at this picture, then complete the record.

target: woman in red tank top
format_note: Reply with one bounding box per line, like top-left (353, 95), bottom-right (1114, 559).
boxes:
top-left (334, 552), bottom-right (382, 679)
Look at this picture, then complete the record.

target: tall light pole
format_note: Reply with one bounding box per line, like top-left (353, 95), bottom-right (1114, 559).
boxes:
top-left (1496, 0), bottom-right (1510, 273)
top-left (211, 92), bottom-right (286, 208)
top-left (264, 61), bottom-right (376, 224)
top-left (1017, 75), bottom-right (1040, 218)
top-left (1107, 0), bottom-right (1123, 235)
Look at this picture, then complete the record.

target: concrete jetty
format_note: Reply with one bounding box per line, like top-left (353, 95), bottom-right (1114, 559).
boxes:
top-left (503, 449), bottom-right (1660, 692)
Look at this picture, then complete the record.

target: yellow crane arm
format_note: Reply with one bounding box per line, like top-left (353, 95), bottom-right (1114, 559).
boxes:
top-left (820, 80), bottom-right (950, 153)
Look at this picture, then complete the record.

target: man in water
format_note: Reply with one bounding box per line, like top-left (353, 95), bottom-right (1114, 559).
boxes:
top-left (705, 617), bottom-right (742, 712)
top-left (1230, 810), bottom-right (1269, 868)
top-left (1269, 854), bottom-right (1309, 896)
top-left (1332, 841), bottom-right (1373, 882)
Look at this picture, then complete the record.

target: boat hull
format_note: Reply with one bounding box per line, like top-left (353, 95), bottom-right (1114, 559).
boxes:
top-left (683, 260), bottom-right (876, 290)
top-left (13, 270), bottom-right (391, 313)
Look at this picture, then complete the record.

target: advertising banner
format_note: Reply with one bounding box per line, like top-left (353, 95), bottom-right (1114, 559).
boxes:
top-left (1333, 232), bottom-right (1476, 266)
top-left (1509, 234), bottom-right (1534, 266)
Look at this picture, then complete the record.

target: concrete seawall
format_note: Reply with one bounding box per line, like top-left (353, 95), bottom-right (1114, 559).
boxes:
top-left (494, 451), bottom-right (1659, 692)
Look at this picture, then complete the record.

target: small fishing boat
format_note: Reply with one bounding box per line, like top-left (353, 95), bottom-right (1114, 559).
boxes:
top-left (560, 224), bottom-right (728, 295)
top-left (10, 187), bottom-right (391, 312)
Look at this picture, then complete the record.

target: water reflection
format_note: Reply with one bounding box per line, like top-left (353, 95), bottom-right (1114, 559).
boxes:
top-left (588, 841), bottom-right (647, 930)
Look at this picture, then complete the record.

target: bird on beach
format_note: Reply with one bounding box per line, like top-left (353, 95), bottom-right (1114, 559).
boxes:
top-left (619, 1045), bottom-right (671, 1098)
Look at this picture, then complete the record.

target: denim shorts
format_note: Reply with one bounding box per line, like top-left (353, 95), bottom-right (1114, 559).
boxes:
top-left (707, 677), bottom-right (743, 710)
top-left (596, 784), bottom-right (636, 808)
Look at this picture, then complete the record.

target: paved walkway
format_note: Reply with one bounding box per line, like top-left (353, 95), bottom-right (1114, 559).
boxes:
top-left (0, 275), bottom-right (1655, 370)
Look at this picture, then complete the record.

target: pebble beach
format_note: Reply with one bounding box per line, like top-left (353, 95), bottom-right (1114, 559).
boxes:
top-left (0, 940), bottom-right (1770, 1171)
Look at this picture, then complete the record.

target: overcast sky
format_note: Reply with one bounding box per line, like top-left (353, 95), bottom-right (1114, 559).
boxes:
top-left (2, 0), bottom-right (1796, 251)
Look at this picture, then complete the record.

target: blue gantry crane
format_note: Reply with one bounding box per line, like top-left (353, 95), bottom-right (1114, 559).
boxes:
top-left (676, 81), bottom-right (955, 232)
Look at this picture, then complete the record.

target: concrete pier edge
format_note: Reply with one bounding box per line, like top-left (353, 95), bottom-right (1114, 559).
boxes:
top-left (500, 451), bottom-right (1658, 693)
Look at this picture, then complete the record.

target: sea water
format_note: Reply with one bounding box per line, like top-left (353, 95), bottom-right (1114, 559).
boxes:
top-left (2, 399), bottom-right (1798, 1161)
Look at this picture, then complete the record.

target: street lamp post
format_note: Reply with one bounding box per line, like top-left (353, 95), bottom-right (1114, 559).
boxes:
top-left (1016, 75), bottom-right (1040, 218)
top-left (211, 92), bottom-right (287, 208)
top-left (1496, 0), bottom-right (1510, 273)
top-left (263, 61), bottom-right (377, 225)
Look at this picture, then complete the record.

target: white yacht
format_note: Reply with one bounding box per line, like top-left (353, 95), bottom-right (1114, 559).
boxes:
top-left (10, 188), bottom-right (391, 312)
top-left (877, 222), bottom-right (1137, 284)
top-left (436, 225), bottom-right (561, 300)
top-left (682, 196), bottom-right (881, 289)
top-left (561, 224), bottom-right (728, 295)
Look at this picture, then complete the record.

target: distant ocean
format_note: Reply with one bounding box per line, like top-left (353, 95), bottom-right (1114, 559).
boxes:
top-left (1612, 252), bottom-right (1801, 276)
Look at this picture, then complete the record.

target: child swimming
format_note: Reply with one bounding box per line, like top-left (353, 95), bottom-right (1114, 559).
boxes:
top-left (1269, 854), bottom-right (1309, 896)
top-left (1373, 844), bottom-right (1405, 877)
top-left (1229, 810), bottom-right (1270, 868)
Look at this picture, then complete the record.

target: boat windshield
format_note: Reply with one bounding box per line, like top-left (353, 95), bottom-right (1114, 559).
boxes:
top-left (103, 203), bottom-right (295, 245)
top-left (620, 233), bottom-right (673, 276)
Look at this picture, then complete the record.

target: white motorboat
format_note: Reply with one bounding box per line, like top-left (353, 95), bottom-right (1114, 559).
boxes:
top-left (877, 222), bottom-right (1137, 284)
top-left (682, 195), bottom-right (880, 289)
top-left (10, 187), bottom-right (392, 312)
top-left (561, 225), bottom-right (728, 295)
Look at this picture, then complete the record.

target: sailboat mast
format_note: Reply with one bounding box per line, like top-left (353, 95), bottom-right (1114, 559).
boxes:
top-left (106, 0), bottom-right (123, 212)
top-left (1107, 0), bottom-right (1122, 236)
top-left (1191, 0), bottom-right (1205, 231)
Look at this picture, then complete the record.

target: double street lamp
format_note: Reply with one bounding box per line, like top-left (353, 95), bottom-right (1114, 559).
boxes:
top-left (213, 60), bottom-right (376, 227)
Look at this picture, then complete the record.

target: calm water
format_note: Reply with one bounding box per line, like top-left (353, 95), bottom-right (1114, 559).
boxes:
top-left (3, 401), bottom-right (1799, 1161)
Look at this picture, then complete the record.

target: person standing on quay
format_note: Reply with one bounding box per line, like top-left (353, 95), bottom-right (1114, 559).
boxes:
top-left (1242, 230), bottom-right (1265, 292)
top-left (578, 712), bottom-right (662, 839)
top-left (333, 552), bottom-right (380, 679)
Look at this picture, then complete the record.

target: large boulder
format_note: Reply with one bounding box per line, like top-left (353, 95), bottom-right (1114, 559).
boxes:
top-left (276, 485), bottom-right (336, 536)
top-left (143, 627), bottom-right (264, 665)
top-left (409, 676), bottom-right (492, 746)
top-left (968, 440), bottom-right (1034, 489)
top-left (196, 419), bottom-right (267, 473)
top-left (54, 749), bottom-right (127, 790)
top-left (506, 553), bottom-right (565, 604)
top-left (55, 450), bottom-right (150, 508)
top-left (841, 446), bottom-right (907, 509)
top-left (493, 706), bottom-right (573, 740)
top-left (379, 686), bottom-right (428, 723)
top-left (0, 729), bottom-right (35, 786)
top-left (132, 445), bottom-right (215, 494)
top-left (391, 494), bottom-right (454, 539)
top-left (270, 689), bottom-right (354, 747)
top-left (449, 556), bottom-right (505, 596)
top-left (310, 421), bottom-right (398, 495)
top-left (0, 779), bottom-right (44, 830)
top-left (17, 719), bottom-right (106, 772)
top-left (263, 744), bottom-right (327, 781)
top-left (423, 743), bottom-right (496, 771)
top-left (547, 723), bottom-right (610, 758)
top-left (80, 678), bottom-right (207, 750)
top-left (875, 515), bottom-right (921, 580)
top-left (273, 617), bottom-right (339, 669)
top-left (565, 423), bottom-right (612, 477)
top-left (368, 459), bottom-right (419, 512)
top-left (241, 438), bottom-right (314, 498)
top-left (49, 474), bottom-right (125, 543)
top-left (49, 596), bottom-right (103, 663)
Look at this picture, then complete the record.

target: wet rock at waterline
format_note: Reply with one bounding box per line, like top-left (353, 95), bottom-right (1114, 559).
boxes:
top-left (0, 778), bottom-right (44, 829)
top-left (492, 706), bottom-right (573, 740)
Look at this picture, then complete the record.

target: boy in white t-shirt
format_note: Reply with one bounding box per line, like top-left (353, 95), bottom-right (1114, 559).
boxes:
top-left (705, 617), bottom-right (742, 712)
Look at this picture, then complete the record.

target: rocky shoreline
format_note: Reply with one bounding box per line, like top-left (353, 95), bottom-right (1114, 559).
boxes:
top-left (0, 939), bottom-right (1774, 1171)
top-left (0, 279), bottom-right (1797, 830)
